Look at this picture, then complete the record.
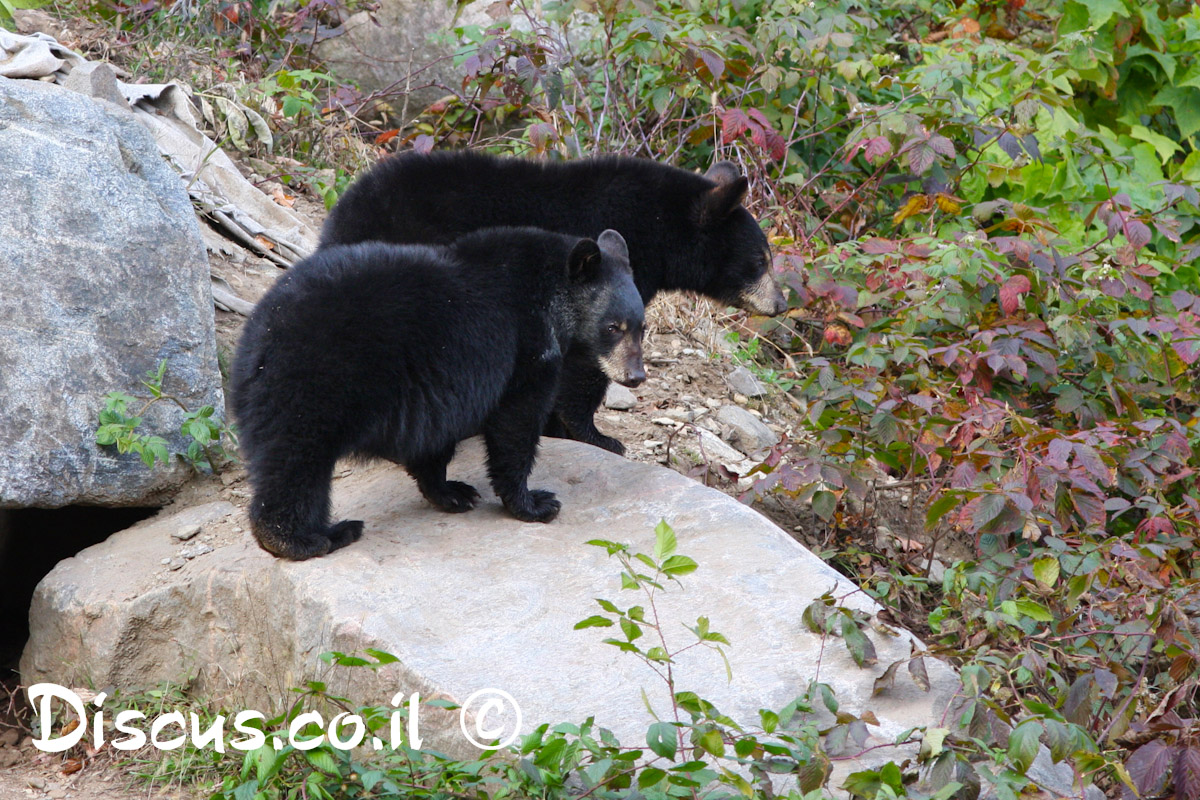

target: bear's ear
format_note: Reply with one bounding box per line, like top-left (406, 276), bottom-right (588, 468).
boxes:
top-left (568, 238), bottom-right (603, 282)
top-left (697, 173), bottom-right (749, 229)
top-left (597, 229), bottom-right (630, 266)
top-left (705, 161), bottom-right (743, 186)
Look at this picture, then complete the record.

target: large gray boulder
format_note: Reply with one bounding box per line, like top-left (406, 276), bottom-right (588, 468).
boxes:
top-left (315, 1), bottom-right (496, 110)
top-left (24, 439), bottom-right (959, 782)
top-left (0, 77), bottom-right (222, 508)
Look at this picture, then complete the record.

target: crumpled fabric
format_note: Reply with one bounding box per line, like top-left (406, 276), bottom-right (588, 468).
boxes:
top-left (1, 26), bottom-right (317, 296)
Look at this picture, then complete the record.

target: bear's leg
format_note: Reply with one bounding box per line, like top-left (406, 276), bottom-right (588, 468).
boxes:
top-left (483, 381), bottom-right (561, 523)
top-left (405, 444), bottom-right (481, 513)
top-left (247, 451), bottom-right (364, 560)
top-left (551, 354), bottom-right (626, 456)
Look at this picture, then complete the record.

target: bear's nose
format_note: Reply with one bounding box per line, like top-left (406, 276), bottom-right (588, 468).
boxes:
top-left (621, 368), bottom-right (646, 388)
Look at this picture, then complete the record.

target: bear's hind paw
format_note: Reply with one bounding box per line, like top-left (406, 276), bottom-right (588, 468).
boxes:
top-left (507, 489), bottom-right (561, 523)
top-left (424, 480), bottom-right (481, 513)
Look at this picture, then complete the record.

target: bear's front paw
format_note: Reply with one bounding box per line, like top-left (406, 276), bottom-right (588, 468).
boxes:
top-left (591, 433), bottom-right (627, 457)
top-left (507, 489), bottom-right (561, 523)
top-left (426, 480), bottom-right (481, 513)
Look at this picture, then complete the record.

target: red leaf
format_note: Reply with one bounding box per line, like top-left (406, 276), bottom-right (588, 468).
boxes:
top-left (863, 136), bottom-right (891, 163)
top-left (861, 238), bottom-right (897, 255)
top-left (823, 324), bottom-right (853, 347)
top-left (720, 108), bottom-right (750, 142)
top-left (374, 128), bottom-right (400, 145)
top-left (1000, 274), bottom-right (1032, 315)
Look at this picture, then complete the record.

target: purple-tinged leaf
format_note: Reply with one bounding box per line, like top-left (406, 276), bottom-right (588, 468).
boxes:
top-left (1175, 747), bottom-right (1200, 800)
top-left (1099, 278), bottom-right (1126, 298)
top-left (1126, 220), bottom-right (1152, 250)
top-left (1171, 290), bottom-right (1197, 311)
top-left (1126, 740), bottom-right (1174, 797)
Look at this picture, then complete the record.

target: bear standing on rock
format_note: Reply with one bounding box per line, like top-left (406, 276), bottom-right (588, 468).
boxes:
top-left (319, 152), bottom-right (786, 456)
top-left (231, 228), bottom-right (645, 561)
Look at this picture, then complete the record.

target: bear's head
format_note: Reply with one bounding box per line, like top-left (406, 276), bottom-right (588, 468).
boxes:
top-left (568, 230), bottom-right (646, 388)
top-left (693, 162), bottom-right (787, 317)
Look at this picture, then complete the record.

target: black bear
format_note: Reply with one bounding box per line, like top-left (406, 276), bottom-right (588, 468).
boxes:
top-left (319, 152), bottom-right (786, 455)
top-left (231, 227), bottom-right (645, 560)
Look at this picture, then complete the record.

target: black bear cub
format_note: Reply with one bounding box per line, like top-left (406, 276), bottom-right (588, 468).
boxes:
top-left (231, 227), bottom-right (645, 560)
top-left (320, 152), bottom-right (787, 456)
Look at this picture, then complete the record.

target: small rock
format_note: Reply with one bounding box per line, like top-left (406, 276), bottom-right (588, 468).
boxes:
top-left (690, 428), bottom-right (748, 464)
top-left (180, 543), bottom-right (214, 560)
top-left (643, 440), bottom-right (663, 449)
top-left (733, 393), bottom-right (749, 404)
top-left (27, 777), bottom-right (46, 790)
top-left (662, 407), bottom-right (694, 422)
top-left (726, 365), bottom-right (767, 397)
top-left (651, 417), bottom-right (682, 428)
top-left (160, 557), bottom-right (171, 565)
top-left (0, 748), bottom-right (19, 768)
top-left (229, 488), bottom-right (251, 499)
top-left (603, 384), bottom-right (637, 411)
top-left (0, 728), bottom-right (18, 747)
top-left (220, 472), bottom-right (239, 486)
top-left (705, 398), bottom-right (721, 409)
top-left (167, 558), bottom-right (186, 571)
top-left (715, 406), bottom-right (777, 454)
top-left (20, 736), bottom-right (33, 749)
top-left (233, 526), bottom-right (244, 534)
top-left (172, 523), bottom-right (202, 541)
top-left (926, 559), bottom-right (947, 583)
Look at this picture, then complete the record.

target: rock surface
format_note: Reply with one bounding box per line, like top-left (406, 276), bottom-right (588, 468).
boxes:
top-left (715, 404), bottom-right (777, 454)
top-left (24, 439), bottom-right (959, 779)
top-left (315, 1), bottom-right (495, 109)
top-left (726, 365), bottom-right (767, 397)
top-left (0, 77), bottom-right (222, 508)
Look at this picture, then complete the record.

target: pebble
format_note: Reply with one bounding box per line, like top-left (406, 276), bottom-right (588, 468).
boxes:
top-left (27, 777), bottom-right (46, 790)
top-left (726, 365), bottom-right (767, 397)
top-left (651, 417), bottom-right (683, 428)
top-left (160, 557), bottom-right (171, 565)
top-left (180, 543), bottom-right (214, 560)
top-left (167, 558), bottom-right (186, 571)
top-left (172, 523), bottom-right (202, 541)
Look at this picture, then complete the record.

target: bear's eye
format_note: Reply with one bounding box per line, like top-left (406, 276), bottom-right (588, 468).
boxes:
top-left (607, 322), bottom-right (621, 334)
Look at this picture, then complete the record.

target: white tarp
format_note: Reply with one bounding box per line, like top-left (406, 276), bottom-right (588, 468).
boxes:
top-left (1, 26), bottom-right (318, 280)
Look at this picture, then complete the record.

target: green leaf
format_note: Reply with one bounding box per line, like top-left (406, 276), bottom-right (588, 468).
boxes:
top-left (574, 615), bottom-right (614, 630)
top-left (1032, 557), bottom-right (1060, 589)
top-left (840, 615), bottom-right (878, 667)
top-left (654, 519), bottom-right (677, 560)
top-left (619, 617), bottom-right (642, 642)
top-left (811, 490), bottom-right (836, 522)
top-left (698, 728), bottom-right (725, 757)
top-left (1007, 720), bottom-right (1043, 773)
top-left (925, 493), bottom-right (959, 529)
top-left (1014, 599), bottom-right (1054, 622)
top-left (646, 721), bottom-right (677, 760)
top-left (304, 747), bottom-right (339, 774)
top-left (661, 555), bottom-right (697, 577)
top-left (638, 767), bottom-right (667, 788)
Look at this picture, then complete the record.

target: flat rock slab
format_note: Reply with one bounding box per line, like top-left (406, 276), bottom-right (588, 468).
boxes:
top-left (24, 439), bottom-right (958, 773)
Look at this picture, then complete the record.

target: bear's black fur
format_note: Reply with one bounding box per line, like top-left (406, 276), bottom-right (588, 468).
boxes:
top-left (319, 151), bottom-right (786, 455)
top-left (231, 227), bottom-right (645, 560)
